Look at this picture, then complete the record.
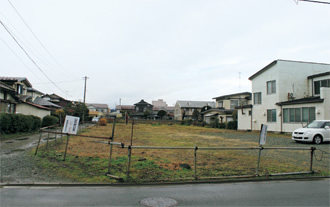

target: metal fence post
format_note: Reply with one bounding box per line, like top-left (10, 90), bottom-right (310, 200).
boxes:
top-left (54, 129), bottom-right (57, 146)
top-left (35, 131), bottom-right (43, 155)
top-left (63, 134), bottom-right (70, 161)
top-left (126, 146), bottom-right (132, 180)
top-left (108, 142), bottom-right (113, 174)
top-left (310, 147), bottom-right (315, 173)
top-left (256, 146), bottom-right (263, 176)
top-left (46, 132), bottom-right (49, 149)
top-left (194, 145), bottom-right (198, 180)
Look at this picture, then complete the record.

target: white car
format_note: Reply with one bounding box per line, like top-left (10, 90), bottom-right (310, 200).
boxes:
top-left (92, 117), bottom-right (99, 122)
top-left (292, 120), bottom-right (330, 144)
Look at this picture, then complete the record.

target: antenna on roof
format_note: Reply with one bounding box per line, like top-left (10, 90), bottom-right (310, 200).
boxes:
top-left (239, 72), bottom-right (241, 92)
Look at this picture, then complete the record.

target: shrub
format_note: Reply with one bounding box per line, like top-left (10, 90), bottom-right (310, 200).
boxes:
top-left (42, 115), bottom-right (59, 127)
top-left (219, 123), bottom-right (226, 129)
top-left (99, 117), bottom-right (107, 126)
top-left (0, 113), bottom-right (41, 134)
top-left (210, 118), bottom-right (219, 128)
top-left (227, 121), bottom-right (237, 130)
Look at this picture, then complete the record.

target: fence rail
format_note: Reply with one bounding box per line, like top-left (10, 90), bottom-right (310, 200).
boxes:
top-left (35, 124), bottom-right (317, 182)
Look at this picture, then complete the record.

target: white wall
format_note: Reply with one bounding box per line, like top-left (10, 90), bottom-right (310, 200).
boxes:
top-left (250, 60), bottom-right (330, 132)
top-left (16, 104), bottom-right (50, 119)
top-left (237, 108), bottom-right (252, 131)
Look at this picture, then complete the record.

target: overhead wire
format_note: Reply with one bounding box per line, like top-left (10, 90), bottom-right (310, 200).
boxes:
top-left (0, 20), bottom-right (71, 97)
top-left (7, 0), bottom-right (78, 78)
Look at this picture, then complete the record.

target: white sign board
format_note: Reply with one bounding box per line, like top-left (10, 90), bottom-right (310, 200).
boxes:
top-left (62, 115), bottom-right (80, 134)
top-left (259, 124), bottom-right (268, 145)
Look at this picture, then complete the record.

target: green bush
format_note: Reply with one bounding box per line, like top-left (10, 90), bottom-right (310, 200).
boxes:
top-left (41, 115), bottom-right (59, 127)
top-left (227, 121), bottom-right (237, 130)
top-left (0, 113), bottom-right (41, 134)
top-left (210, 118), bottom-right (219, 128)
top-left (219, 123), bottom-right (226, 129)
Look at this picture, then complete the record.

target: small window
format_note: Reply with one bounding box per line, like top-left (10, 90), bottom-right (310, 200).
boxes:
top-left (267, 109), bottom-right (276, 122)
top-left (230, 100), bottom-right (239, 109)
top-left (267, 80), bottom-right (276, 94)
top-left (254, 92), bottom-right (262, 105)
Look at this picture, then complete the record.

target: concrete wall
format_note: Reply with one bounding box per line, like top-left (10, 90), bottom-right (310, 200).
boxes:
top-left (16, 103), bottom-right (50, 119)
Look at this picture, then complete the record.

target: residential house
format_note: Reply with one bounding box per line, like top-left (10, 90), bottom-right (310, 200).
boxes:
top-left (0, 81), bottom-right (19, 113)
top-left (202, 92), bottom-right (251, 124)
top-left (115, 105), bottom-right (135, 116)
top-left (131, 99), bottom-right (154, 119)
top-left (86, 103), bottom-right (109, 117)
top-left (42, 93), bottom-right (71, 108)
top-left (237, 60), bottom-right (330, 133)
top-left (27, 88), bottom-right (44, 102)
top-left (174, 101), bottom-right (215, 121)
top-left (0, 77), bottom-right (51, 118)
top-left (152, 99), bottom-right (175, 119)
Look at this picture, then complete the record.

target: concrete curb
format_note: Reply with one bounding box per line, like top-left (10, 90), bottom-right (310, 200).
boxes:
top-left (1, 176), bottom-right (329, 187)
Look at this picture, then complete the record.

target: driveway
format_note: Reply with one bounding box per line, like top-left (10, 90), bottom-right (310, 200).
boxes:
top-left (0, 128), bottom-right (71, 184)
top-left (1, 179), bottom-right (329, 206)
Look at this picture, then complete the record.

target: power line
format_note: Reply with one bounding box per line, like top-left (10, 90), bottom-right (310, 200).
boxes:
top-left (7, 0), bottom-right (78, 78)
top-left (296, 0), bottom-right (330, 4)
top-left (0, 20), bottom-right (71, 97)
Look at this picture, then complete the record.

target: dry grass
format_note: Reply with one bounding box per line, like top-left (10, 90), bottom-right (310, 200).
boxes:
top-left (36, 122), bottom-right (329, 183)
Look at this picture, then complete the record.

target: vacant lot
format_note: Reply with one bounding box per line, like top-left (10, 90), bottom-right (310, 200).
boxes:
top-left (34, 122), bottom-right (330, 183)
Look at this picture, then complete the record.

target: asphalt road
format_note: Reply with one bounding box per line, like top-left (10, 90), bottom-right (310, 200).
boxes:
top-left (1, 178), bottom-right (329, 207)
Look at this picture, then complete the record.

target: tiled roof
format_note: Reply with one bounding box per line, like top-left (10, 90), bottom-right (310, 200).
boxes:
top-left (176, 100), bottom-right (215, 108)
top-left (87, 103), bottom-right (109, 109)
top-left (0, 81), bottom-right (15, 92)
top-left (34, 97), bottom-right (61, 108)
top-left (115, 105), bottom-right (135, 110)
top-left (213, 92), bottom-right (251, 100)
top-left (0, 77), bottom-right (32, 87)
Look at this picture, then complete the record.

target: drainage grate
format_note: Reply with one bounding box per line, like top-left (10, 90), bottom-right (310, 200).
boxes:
top-left (140, 197), bottom-right (178, 207)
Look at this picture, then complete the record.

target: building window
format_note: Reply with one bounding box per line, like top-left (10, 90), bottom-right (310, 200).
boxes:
top-left (302, 107), bottom-right (315, 123)
top-left (267, 80), bottom-right (276, 94)
top-left (283, 107), bottom-right (315, 123)
top-left (253, 92), bottom-right (262, 105)
top-left (16, 84), bottom-right (24, 95)
top-left (314, 79), bottom-right (330, 95)
top-left (267, 109), bottom-right (276, 122)
top-left (218, 101), bottom-right (223, 108)
top-left (230, 100), bottom-right (239, 109)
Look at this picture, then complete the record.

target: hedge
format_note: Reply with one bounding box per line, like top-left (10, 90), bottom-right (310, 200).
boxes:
top-left (0, 113), bottom-right (41, 134)
top-left (41, 115), bottom-right (59, 127)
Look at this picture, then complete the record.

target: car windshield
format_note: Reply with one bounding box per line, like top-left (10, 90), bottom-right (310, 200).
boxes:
top-left (305, 121), bottom-right (324, 128)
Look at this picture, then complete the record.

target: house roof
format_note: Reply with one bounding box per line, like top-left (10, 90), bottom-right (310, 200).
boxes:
top-left (0, 81), bottom-right (16, 93)
top-left (86, 103), bottom-right (109, 109)
top-left (248, 60), bottom-right (330, 80)
top-left (213, 92), bottom-right (251, 100)
top-left (200, 108), bottom-right (234, 115)
top-left (0, 77), bottom-right (32, 87)
top-left (134, 99), bottom-right (152, 106)
top-left (307, 71), bottom-right (330, 79)
top-left (176, 100), bottom-right (215, 108)
top-left (23, 101), bottom-right (51, 111)
top-left (27, 87), bottom-right (44, 95)
top-left (33, 97), bottom-right (61, 108)
top-left (115, 105), bottom-right (135, 110)
top-left (42, 93), bottom-right (69, 102)
top-left (276, 96), bottom-right (324, 106)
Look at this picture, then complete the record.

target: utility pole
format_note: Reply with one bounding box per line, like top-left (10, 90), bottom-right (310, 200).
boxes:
top-left (82, 76), bottom-right (89, 127)
top-left (83, 76), bottom-right (89, 104)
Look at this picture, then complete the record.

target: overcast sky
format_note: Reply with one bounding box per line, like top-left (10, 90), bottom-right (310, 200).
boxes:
top-left (1, 0), bottom-right (330, 108)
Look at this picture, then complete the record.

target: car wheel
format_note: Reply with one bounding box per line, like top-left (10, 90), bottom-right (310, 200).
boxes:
top-left (313, 135), bottom-right (323, 144)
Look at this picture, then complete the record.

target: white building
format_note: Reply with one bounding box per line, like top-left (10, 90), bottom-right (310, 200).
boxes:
top-left (238, 60), bottom-right (330, 133)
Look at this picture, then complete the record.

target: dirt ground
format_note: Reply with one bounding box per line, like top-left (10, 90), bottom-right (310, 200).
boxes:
top-left (0, 129), bottom-right (77, 184)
